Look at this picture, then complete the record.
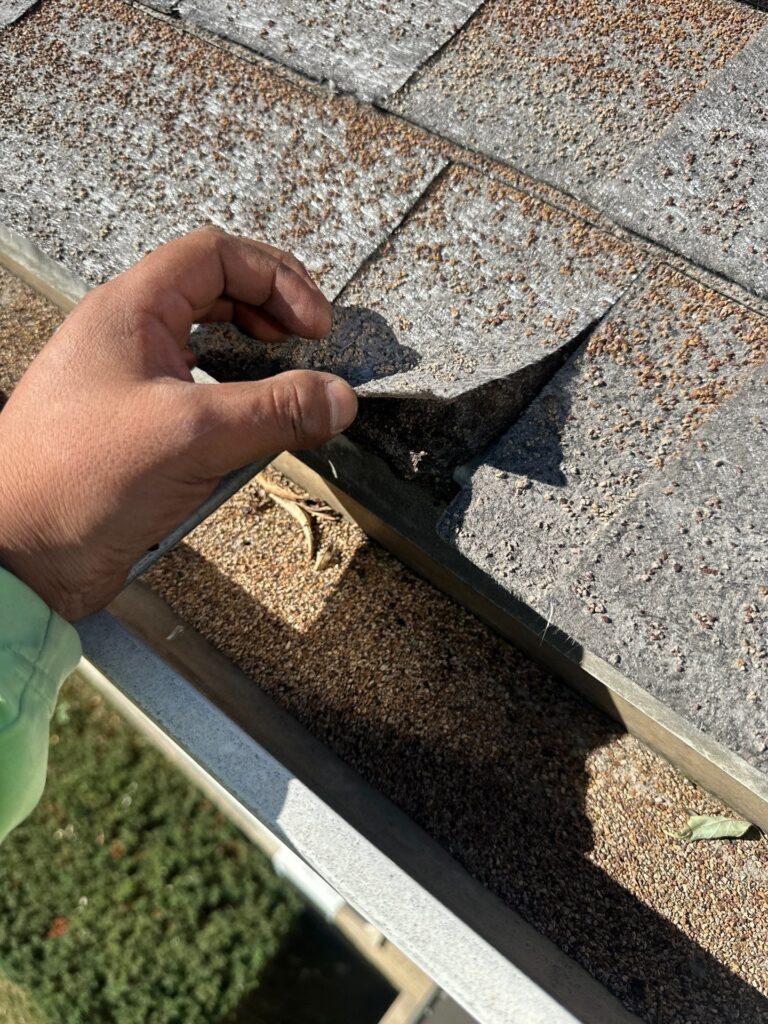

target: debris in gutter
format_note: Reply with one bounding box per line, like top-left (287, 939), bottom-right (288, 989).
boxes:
top-left (256, 472), bottom-right (339, 565)
top-left (669, 813), bottom-right (759, 843)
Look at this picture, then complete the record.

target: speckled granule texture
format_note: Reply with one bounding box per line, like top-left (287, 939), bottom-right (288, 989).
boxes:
top-left (389, 0), bottom-right (766, 201)
top-left (566, 369), bottom-right (768, 771)
top-left (3, 272), bottom-right (768, 1021)
top-left (139, 0), bottom-right (482, 102)
top-left (143, 473), bottom-right (768, 1023)
top-left (194, 164), bottom-right (641, 485)
top-left (598, 27), bottom-right (768, 301)
top-left (441, 265), bottom-right (768, 769)
top-left (251, 165), bottom-right (641, 400)
top-left (0, 0), bottom-right (35, 27)
top-left (0, 266), bottom-right (60, 402)
top-left (0, 0), bottom-right (445, 297)
top-left (441, 264), bottom-right (768, 606)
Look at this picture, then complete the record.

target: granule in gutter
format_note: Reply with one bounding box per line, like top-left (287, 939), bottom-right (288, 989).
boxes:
top-left (146, 472), bottom-right (768, 1024)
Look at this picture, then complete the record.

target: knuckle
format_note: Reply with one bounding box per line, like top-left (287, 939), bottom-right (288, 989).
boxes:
top-left (198, 223), bottom-right (227, 246)
top-left (274, 249), bottom-right (301, 275)
top-left (271, 374), bottom-right (327, 448)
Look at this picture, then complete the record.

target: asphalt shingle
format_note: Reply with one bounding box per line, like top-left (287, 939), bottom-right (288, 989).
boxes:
top-left (140, 0), bottom-right (482, 101)
top-left (195, 164), bottom-right (641, 485)
top-left (390, 0), bottom-right (765, 203)
top-left (597, 28), bottom-right (768, 300)
top-left (0, 0), bottom-right (445, 297)
top-left (440, 266), bottom-right (768, 744)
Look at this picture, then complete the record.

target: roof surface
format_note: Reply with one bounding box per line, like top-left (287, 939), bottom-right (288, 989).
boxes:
top-left (0, 0), bottom-right (444, 296)
top-left (2, 0), bottom-right (767, 805)
top-left (2, 1), bottom-right (768, 1019)
top-left (143, 0), bottom-right (482, 102)
top-left (390, 0), bottom-right (764, 198)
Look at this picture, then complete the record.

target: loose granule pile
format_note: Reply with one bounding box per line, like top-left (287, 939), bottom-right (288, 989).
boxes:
top-left (146, 472), bottom-right (768, 1023)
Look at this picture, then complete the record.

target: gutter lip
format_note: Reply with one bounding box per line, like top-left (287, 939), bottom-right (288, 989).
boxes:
top-left (76, 605), bottom-right (641, 1024)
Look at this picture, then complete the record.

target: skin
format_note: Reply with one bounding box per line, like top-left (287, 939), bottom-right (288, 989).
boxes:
top-left (0, 226), bottom-right (358, 620)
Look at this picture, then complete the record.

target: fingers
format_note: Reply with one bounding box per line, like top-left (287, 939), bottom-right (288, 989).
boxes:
top-left (233, 303), bottom-right (293, 343)
top-left (115, 226), bottom-right (333, 347)
top-left (188, 370), bottom-right (358, 477)
top-left (248, 239), bottom-right (318, 289)
top-left (197, 300), bottom-right (292, 342)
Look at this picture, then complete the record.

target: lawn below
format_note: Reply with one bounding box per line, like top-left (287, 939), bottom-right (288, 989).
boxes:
top-left (0, 674), bottom-right (303, 1023)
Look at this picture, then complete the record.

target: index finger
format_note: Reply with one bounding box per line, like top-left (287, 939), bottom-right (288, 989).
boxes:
top-left (117, 225), bottom-right (333, 346)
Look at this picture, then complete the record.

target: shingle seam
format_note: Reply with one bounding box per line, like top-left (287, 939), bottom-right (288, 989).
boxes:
top-left (120, 0), bottom-right (768, 318)
top-left (380, 101), bottom-right (768, 319)
top-left (333, 161), bottom-right (454, 309)
top-left (121, 0), bottom-right (413, 106)
top-left (119, 0), bottom-right (352, 102)
top-left (450, 286), bottom-right (649, 487)
top-left (377, 0), bottom-right (494, 102)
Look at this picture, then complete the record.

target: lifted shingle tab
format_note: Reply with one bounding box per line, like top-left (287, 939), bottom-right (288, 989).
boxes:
top-left (141, 0), bottom-right (483, 102)
top-left (390, 0), bottom-right (765, 203)
top-left (195, 165), bottom-right (641, 485)
top-left (0, 0), bottom-right (445, 297)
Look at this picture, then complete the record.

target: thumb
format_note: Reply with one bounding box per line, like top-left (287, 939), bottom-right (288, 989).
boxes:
top-left (189, 370), bottom-right (358, 475)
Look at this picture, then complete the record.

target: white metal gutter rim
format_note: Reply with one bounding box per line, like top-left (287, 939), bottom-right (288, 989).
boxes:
top-left (76, 611), bottom-right (640, 1024)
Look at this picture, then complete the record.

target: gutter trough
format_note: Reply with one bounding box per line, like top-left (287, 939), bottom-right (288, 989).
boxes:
top-left (76, 601), bottom-right (639, 1024)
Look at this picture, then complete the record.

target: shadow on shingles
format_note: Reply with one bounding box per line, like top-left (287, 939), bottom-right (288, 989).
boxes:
top-left (193, 306), bottom-right (583, 494)
top-left (480, 379), bottom-right (574, 488)
top-left (146, 541), bottom-right (768, 1024)
top-left (192, 306), bottom-right (422, 389)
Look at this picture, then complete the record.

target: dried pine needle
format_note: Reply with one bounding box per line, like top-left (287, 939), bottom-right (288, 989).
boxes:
top-left (267, 494), bottom-right (316, 560)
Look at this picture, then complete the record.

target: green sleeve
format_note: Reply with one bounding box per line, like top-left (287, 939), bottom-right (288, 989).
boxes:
top-left (0, 568), bottom-right (81, 843)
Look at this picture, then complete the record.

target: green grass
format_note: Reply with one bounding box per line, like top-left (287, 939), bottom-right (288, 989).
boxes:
top-left (0, 676), bottom-right (303, 1024)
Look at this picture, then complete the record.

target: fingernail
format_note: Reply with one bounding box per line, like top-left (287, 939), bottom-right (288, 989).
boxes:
top-left (326, 378), bottom-right (358, 434)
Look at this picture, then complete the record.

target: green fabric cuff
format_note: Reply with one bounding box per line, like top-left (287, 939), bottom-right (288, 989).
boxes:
top-left (0, 568), bottom-right (82, 842)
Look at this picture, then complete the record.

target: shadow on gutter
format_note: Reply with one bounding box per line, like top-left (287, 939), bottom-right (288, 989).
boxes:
top-left (144, 538), bottom-right (768, 1024)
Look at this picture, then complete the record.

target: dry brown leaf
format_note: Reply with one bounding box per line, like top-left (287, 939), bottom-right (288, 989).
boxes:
top-left (255, 473), bottom-right (306, 502)
top-left (256, 472), bottom-right (337, 521)
top-left (268, 493), bottom-right (316, 560)
top-left (303, 505), bottom-right (337, 521)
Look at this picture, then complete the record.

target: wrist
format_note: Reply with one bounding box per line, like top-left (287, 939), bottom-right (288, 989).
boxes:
top-left (0, 462), bottom-right (74, 618)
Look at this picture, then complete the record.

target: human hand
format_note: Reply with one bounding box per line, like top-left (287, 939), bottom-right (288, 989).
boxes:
top-left (0, 226), bottom-right (357, 620)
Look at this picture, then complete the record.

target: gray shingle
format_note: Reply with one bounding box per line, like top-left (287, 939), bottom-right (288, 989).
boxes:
top-left (390, 0), bottom-right (765, 201)
top-left (440, 264), bottom-right (768, 634)
top-left (0, 1), bottom-right (35, 27)
top-left (0, 0), bottom-right (444, 297)
top-left (195, 164), bottom-right (641, 485)
top-left (141, 0), bottom-right (482, 102)
top-left (597, 28), bottom-right (768, 300)
top-left (567, 367), bottom-right (768, 770)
